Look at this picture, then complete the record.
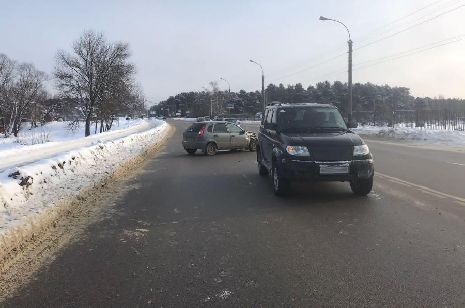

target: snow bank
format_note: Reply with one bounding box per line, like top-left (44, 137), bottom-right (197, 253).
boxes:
top-left (0, 119), bottom-right (160, 171)
top-left (0, 118), bottom-right (147, 153)
top-left (354, 125), bottom-right (465, 146)
top-left (0, 121), bottom-right (170, 260)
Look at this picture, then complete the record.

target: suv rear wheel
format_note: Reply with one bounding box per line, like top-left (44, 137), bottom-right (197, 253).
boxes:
top-left (350, 176), bottom-right (373, 196)
top-left (272, 164), bottom-right (290, 196)
top-left (204, 142), bottom-right (218, 156)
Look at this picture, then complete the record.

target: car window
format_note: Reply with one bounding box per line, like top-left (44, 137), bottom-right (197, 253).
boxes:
top-left (262, 110), bottom-right (269, 125)
top-left (213, 123), bottom-right (228, 133)
top-left (227, 123), bottom-right (243, 133)
top-left (186, 123), bottom-right (205, 133)
top-left (277, 107), bottom-right (347, 132)
top-left (207, 124), bottom-right (213, 132)
top-left (271, 109), bottom-right (277, 124)
top-left (266, 109), bottom-right (274, 124)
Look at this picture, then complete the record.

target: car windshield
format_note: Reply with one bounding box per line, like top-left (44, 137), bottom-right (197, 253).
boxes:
top-left (277, 107), bottom-right (347, 132)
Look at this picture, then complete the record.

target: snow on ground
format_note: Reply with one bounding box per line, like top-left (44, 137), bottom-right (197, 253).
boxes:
top-left (354, 125), bottom-right (465, 146)
top-left (0, 119), bottom-right (169, 258)
top-left (0, 118), bottom-right (146, 152)
top-left (0, 118), bottom-right (158, 171)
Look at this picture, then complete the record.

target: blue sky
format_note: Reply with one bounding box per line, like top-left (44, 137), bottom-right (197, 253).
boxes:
top-left (1, 0), bottom-right (464, 104)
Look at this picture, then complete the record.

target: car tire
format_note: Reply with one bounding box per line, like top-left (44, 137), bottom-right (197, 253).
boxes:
top-left (257, 150), bottom-right (268, 176)
top-left (185, 149), bottom-right (197, 155)
top-left (350, 176), bottom-right (373, 196)
top-left (272, 163), bottom-right (290, 196)
top-left (204, 142), bottom-right (218, 156)
top-left (249, 139), bottom-right (257, 152)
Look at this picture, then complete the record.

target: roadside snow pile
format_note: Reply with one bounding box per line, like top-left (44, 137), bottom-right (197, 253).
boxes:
top-left (0, 118), bottom-right (146, 152)
top-left (0, 120), bottom-right (169, 258)
top-left (0, 119), bottom-right (159, 171)
top-left (354, 125), bottom-right (465, 146)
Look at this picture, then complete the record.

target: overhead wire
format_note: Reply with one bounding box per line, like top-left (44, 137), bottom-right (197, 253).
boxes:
top-left (319, 34), bottom-right (465, 78)
top-left (267, 1), bottom-right (465, 83)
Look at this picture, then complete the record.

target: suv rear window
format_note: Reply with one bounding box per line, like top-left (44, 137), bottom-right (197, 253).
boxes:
top-left (186, 123), bottom-right (205, 133)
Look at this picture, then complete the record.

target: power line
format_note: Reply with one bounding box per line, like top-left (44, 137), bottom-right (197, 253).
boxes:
top-left (268, 1), bottom-right (464, 84)
top-left (321, 34), bottom-right (465, 77)
top-left (356, 3), bottom-right (465, 50)
top-left (268, 51), bottom-right (347, 83)
top-left (355, 35), bottom-right (465, 70)
top-left (356, 0), bottom-right (450, 44)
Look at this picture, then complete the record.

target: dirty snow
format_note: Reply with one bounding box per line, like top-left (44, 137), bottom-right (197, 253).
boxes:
top-left (354, 125), bottom-right (465, 146)
top-left (0, 120), bottom-right (169, 255)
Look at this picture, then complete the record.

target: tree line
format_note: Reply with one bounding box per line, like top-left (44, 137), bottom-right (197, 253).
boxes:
top-left (0, 30), bottom-right (145, 137)
top-left (153, 81), bottom-right (465, 125)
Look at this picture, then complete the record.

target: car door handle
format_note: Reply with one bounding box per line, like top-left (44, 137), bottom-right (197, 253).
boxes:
top-left (231, 135), bottom-right (235, 137)
top-left (213, 134), bottom-right (218, 137)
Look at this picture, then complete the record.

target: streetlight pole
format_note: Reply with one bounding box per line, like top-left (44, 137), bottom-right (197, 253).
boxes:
top-left (249, 59), bottom-right (265, 112)
top-left (220, 77), bottom-right (230, 93)
top-left (319, 16), bottom-right (353, 123)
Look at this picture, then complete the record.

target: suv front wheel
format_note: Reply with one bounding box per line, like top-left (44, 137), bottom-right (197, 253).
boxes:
top-left (257, 150), bottom-right (268, 176)
top-left (350, 176), bottom-right (373, 196)
top-left (272, 163), bottom-right (290, 196)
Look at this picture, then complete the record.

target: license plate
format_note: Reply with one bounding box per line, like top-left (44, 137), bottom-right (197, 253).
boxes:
top-left (319, 164), bottom-right (349, 175)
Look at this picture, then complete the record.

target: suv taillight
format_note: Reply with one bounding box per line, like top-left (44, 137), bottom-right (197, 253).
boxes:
top-left (198, 125), bottom-right (206, 138)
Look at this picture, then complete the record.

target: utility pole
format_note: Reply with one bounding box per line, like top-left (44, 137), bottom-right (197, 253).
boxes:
top-left (348, 39), bottom-right (353, 123)
top-left (250, 59), bottom-right (266, 112)
top-left (261, 73), bottom-right (265, 110)
top-left (320, 16), bottom-right (353, 123)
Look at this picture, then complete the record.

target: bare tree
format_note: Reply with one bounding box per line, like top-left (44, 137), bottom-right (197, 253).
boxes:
top-left (55, 30), bottom-right (138, 136)
top-left (0, 55), bottom-right (46, 137)
top-left (0, 54), bottom-right (16, 135)
top-left (10, 63), bottom-right (47, 136)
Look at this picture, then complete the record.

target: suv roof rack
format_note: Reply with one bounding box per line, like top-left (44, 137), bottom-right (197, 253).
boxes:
top-left (267, 101), bottom-right (282, 106)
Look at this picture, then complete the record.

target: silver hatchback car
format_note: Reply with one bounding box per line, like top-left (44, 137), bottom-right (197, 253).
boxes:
top-left (182, 121), bottom-right (257, 156)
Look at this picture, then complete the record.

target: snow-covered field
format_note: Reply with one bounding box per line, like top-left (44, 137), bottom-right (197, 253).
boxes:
top-left (354, 125), bottom-right (465, 146)
top-left (0, 119), bottom-right (170, 260)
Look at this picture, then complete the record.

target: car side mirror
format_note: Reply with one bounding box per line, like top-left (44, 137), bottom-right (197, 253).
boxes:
top-left (239, 130), bottom-right (245, 135)
top-left (347, 120), bottom-right (358, 128)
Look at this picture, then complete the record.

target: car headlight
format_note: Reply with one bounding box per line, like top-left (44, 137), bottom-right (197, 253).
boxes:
top-left (286, 145), bottom-right (310, 157)
top-left (353, 144), bottom-right (370, 156)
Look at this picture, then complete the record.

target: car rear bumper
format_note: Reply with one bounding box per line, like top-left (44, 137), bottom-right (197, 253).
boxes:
top-left (280, 159), bottom-right (374, 182)
top-left (182, 139), bottom-right (207, 150)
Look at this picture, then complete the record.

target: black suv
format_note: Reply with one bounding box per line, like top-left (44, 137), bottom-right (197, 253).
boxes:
top-left (256, 103), bottom-right (374, 196)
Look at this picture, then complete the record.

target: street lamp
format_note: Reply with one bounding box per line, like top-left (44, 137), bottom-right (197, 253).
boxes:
top-left (220, 77), bottom-right (230, 93)
top-left (249, 59), bottom-right (265, 112)
top-left (319, 16), bottom-right (353, 123)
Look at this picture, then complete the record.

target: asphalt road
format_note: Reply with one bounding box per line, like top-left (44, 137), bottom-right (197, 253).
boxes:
top-left (4, 120), bottom-right (465, 307)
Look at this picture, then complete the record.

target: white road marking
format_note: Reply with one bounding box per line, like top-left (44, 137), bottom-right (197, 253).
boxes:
top-left (377, 172), bottom-right (465, 206)
top-left (447, 162), bottom-right (465, 167)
